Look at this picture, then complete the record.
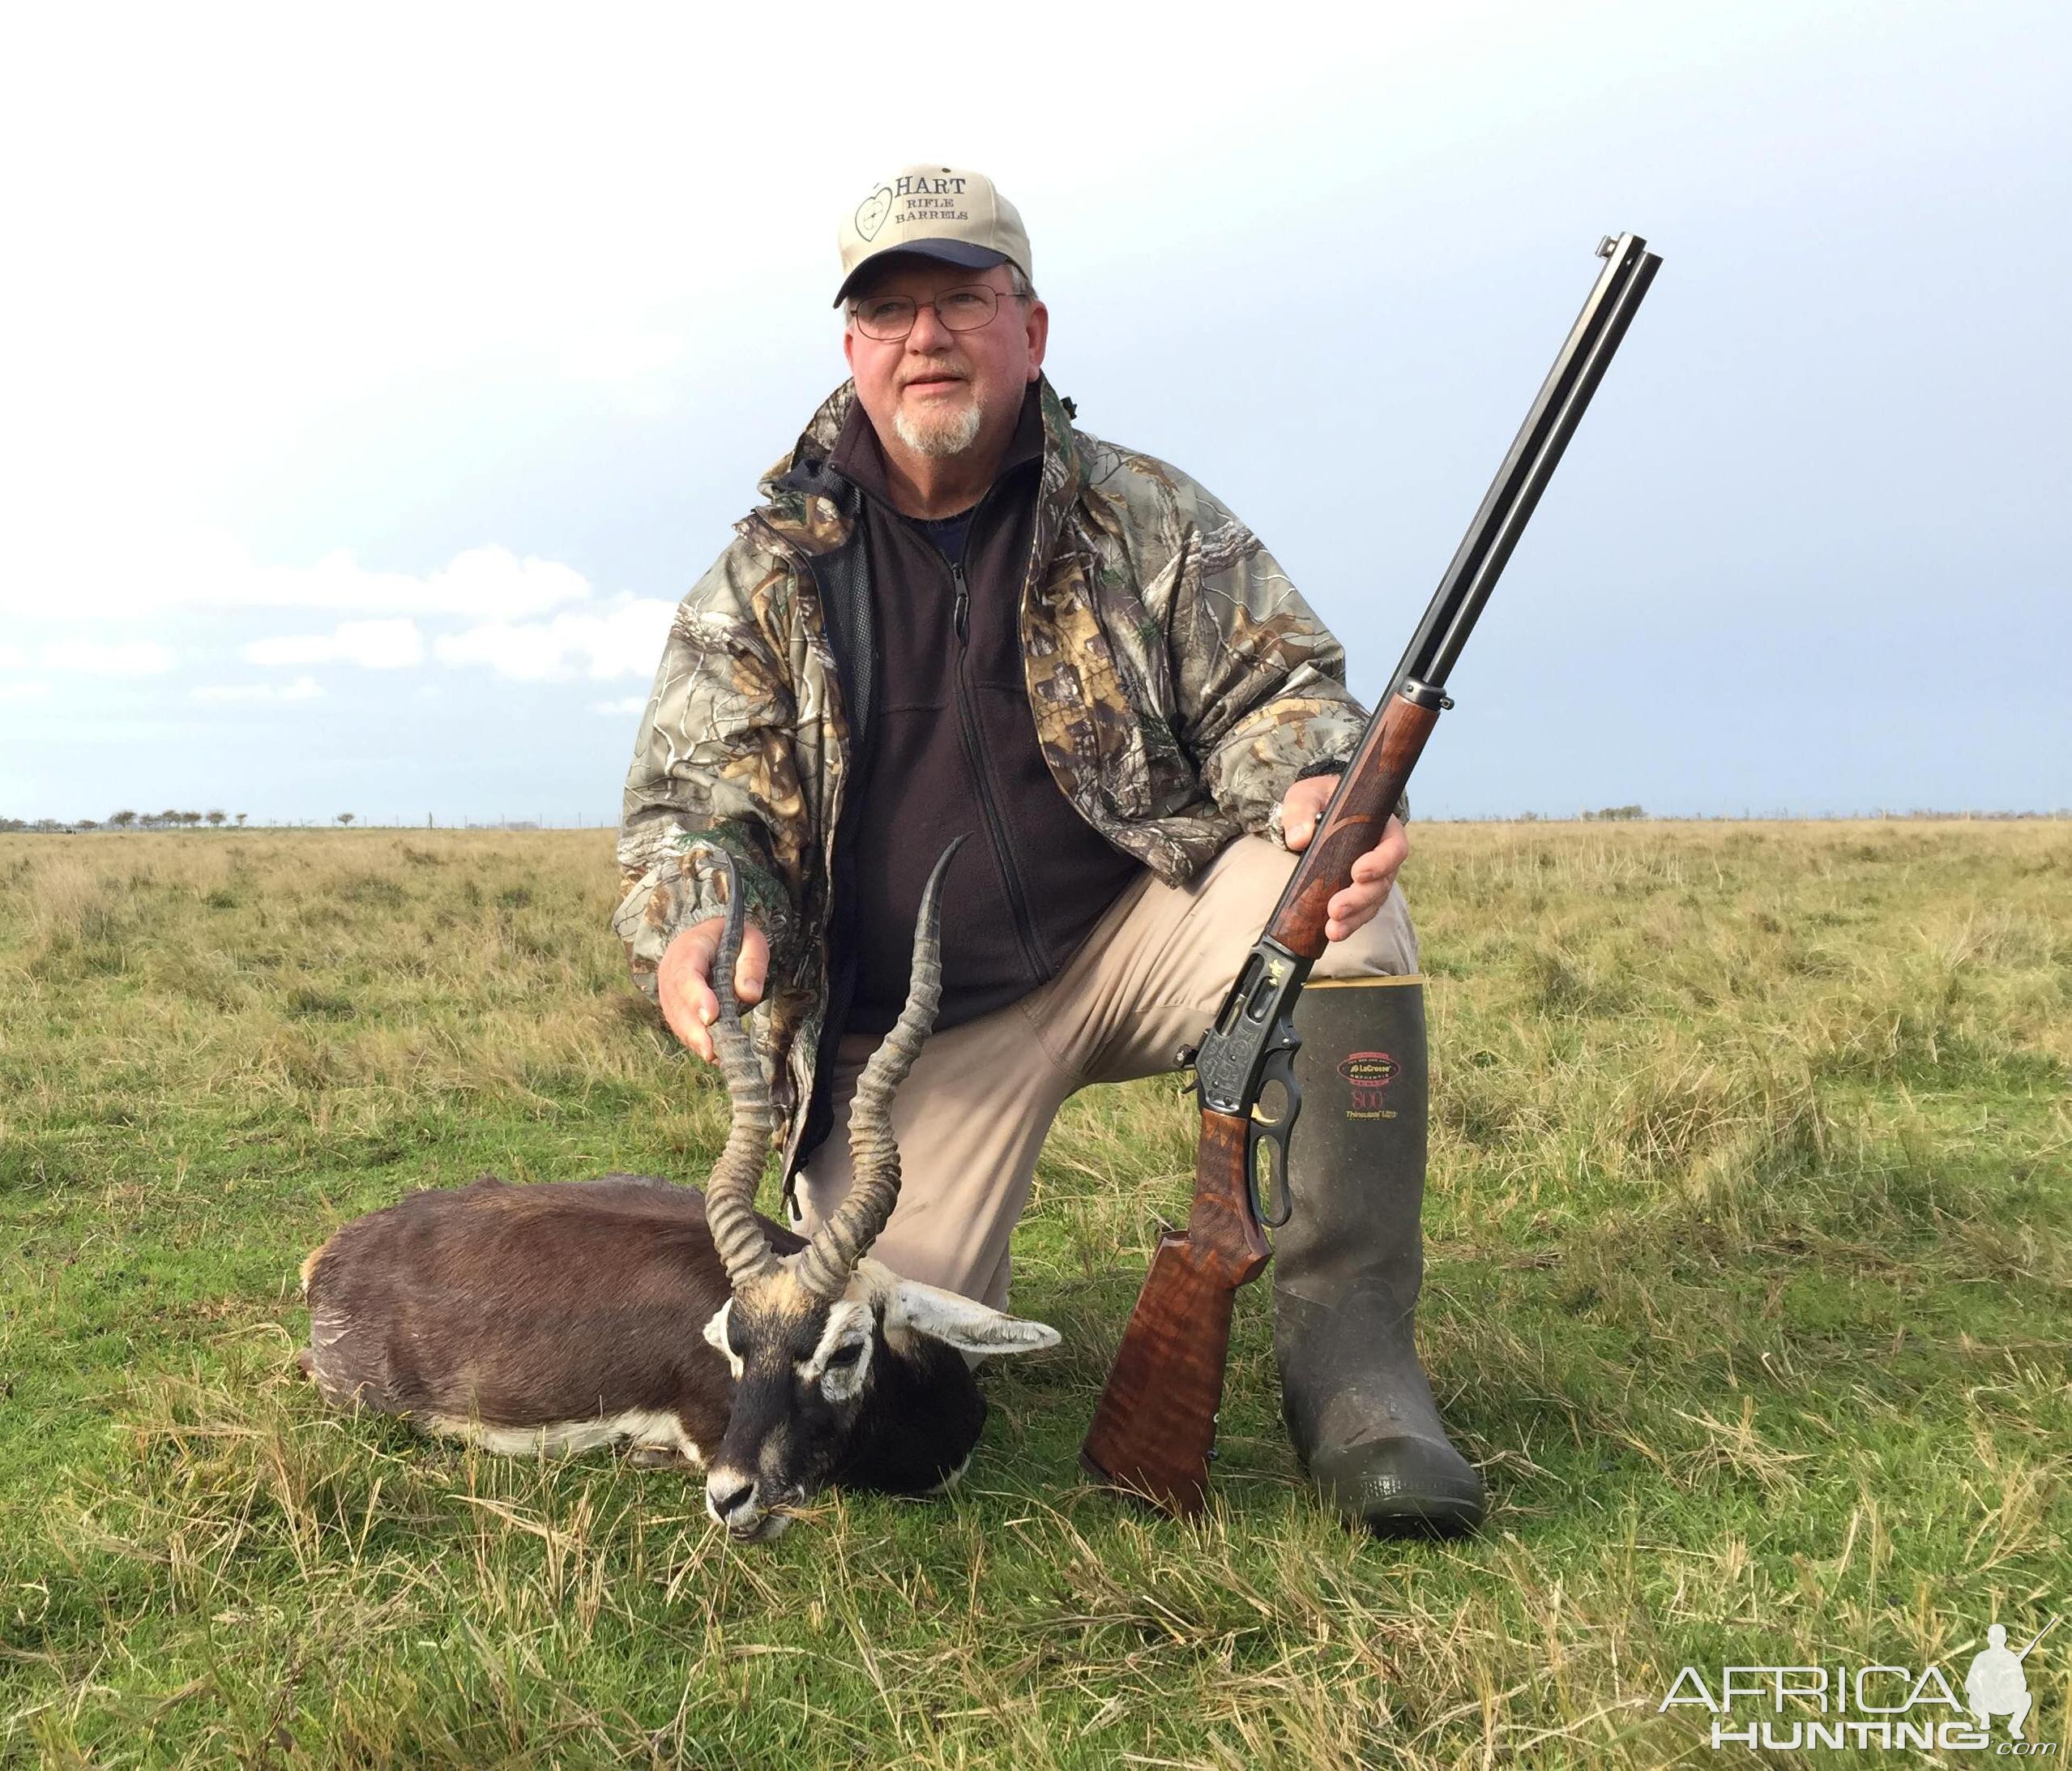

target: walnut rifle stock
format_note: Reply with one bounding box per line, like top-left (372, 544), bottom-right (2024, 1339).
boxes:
top-left (1078, 1112), bottom-right (1265, 1512)
top-left (1081, 231), bottom-right (1663, 1516)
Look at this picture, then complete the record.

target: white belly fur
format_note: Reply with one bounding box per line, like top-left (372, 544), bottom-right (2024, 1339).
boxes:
top-left (425, 1407), bottom-right (704, 1466)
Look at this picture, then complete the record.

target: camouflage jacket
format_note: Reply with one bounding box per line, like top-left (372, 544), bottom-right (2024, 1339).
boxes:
top-left (614, 374), bottom-right (1367, 1178)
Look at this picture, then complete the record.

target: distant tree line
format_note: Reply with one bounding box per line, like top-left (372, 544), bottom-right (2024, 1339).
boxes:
top-left (0, 810), bottom-right (249, 832)
top-left (101, 810), bottom-right (246, 829)
top-left (0, 811), bottom-right (386, 830)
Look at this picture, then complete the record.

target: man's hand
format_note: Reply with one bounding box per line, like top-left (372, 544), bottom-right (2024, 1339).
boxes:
top-left (657, 918), bottom-right (771, 1063)
top-left (1279, 774), bottom-right (1409, 943)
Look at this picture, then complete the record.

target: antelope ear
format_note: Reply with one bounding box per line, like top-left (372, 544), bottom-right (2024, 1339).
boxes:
top-left (885, 1280), bottom-right (1062, 1357)
top-left (702, 1301), bottom-right (743, 1378)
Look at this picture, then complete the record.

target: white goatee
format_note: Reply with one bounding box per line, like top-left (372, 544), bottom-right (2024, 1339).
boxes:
top-left (894, 391), bottom-right (985, 458)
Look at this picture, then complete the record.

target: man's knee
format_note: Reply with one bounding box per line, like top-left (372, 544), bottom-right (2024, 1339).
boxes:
top-left (1195, 835), bottom-right (1420, 979)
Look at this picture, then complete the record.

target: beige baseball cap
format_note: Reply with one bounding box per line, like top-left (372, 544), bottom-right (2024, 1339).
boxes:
top-left (834, 165), bottom-right (1032, 307)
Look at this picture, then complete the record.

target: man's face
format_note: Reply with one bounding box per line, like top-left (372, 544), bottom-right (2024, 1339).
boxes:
top-left (843, 258), bottom-right (1048, 466)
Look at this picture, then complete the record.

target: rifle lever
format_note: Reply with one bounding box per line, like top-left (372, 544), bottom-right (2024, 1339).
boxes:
top-left (1247, 1045), bottom-right (1301, 1229)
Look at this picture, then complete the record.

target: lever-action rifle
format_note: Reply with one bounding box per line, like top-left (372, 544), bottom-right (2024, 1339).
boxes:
top-left (1080, 231), bottom-right (1664, 1516)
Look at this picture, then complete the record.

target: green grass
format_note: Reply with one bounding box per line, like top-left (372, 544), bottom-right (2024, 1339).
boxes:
top-left (2, 823), bottom-right (2067, 1766)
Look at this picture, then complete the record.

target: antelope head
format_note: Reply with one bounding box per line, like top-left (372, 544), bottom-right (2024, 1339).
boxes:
top-left (696, 839), bottom-right (1058, 1540)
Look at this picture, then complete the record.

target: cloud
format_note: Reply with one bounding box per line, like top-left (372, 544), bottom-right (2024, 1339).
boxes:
top-left (191, 675), bottom-right (326, 704)
top-left (0, 538), bottom-right (595, 621)
top-left (434, 597), bottom-right (676, 682)
top-left (0, 645), bottom-right (23, 669)
top-left (0, 682), bottom-right (53, 702)
top-left (40, 640), bottom-right (177, 676)
top-left (241, 618), bottom-right (424, 669)
top-left (217, 550), bottom-right (545, 618)
top-left (590, 695), bottom-right (651, 717)
top-left (397, 549), bottom-right (593, 620)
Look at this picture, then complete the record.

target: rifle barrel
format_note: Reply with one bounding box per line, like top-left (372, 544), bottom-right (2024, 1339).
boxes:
top-left (1389, 232), bottom-right (1662, 699)
top-left (2015, 1615), bottom-right (2060, 1662)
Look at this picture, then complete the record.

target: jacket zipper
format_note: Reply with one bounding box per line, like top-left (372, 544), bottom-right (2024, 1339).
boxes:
top-left (946, 555), bottom-right (1047, 986)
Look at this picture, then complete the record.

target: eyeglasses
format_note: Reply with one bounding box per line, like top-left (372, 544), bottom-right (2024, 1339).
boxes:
top-left (848, 285), bottom-right (1006, 343)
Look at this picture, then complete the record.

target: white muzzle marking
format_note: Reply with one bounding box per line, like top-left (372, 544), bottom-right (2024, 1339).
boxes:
top-left (707, 1468), bottom-right (786, 1539)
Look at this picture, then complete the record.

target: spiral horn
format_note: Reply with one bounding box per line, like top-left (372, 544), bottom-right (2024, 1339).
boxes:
top-left (698, 851), bottom-right (780, 1291)
top-left (792, 836), bottom-right (965, 1301)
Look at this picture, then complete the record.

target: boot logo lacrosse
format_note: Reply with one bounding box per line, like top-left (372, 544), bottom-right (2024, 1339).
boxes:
top-left (1336, 1050), bottom-right (1400, 1118)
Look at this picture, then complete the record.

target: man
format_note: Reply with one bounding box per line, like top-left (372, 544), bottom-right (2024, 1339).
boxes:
top-left (614, 166), bottom-right (1482, 1534)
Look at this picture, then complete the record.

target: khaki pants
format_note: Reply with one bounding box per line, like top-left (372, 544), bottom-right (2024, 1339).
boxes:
top-left (791, 836), bottom-right (1420, 1307)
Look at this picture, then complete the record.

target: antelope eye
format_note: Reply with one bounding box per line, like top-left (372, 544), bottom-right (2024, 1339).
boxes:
top-left (825, 1341), bottom-right (865, 1369)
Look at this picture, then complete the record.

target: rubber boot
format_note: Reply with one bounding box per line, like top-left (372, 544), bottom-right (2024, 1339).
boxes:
top-left (1273, 977), bottom-right (1485, 1535)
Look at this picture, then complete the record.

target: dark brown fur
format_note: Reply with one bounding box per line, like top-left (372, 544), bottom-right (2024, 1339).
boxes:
top-left (299, 1172), bottom-right (993, 1499)
top-left (301, 1174), bottom-right (791, 1446)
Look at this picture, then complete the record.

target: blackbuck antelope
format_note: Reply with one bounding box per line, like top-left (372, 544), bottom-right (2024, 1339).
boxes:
top-left (300, 841), bottom-right (1059, 1540)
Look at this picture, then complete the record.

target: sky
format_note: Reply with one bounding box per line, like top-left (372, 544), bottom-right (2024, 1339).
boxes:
top-left (2, 0), bottom-right (2066, 824)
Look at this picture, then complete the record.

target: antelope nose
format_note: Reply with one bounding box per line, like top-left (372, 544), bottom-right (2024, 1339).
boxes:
top-left (707, 1473), bottom-right (758, 1527)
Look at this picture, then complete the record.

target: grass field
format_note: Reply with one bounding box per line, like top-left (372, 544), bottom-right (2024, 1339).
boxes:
top-left (2, 821), bottom-right (2066, 1767)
